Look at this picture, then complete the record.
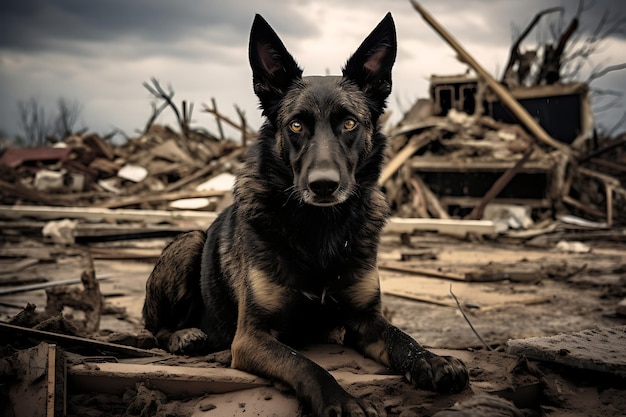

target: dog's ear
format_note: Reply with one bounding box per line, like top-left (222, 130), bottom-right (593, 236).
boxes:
top-left (249, 14), bottom-right (303, 116)
top-left (343, 13), bottom-right (397, 116)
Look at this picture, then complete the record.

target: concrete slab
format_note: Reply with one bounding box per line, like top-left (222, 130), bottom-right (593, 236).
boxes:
top-left (506, 326), bottom-right (626, 378)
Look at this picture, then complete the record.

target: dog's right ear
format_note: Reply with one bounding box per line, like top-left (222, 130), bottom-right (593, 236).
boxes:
top-left (249, 14), bottom-right (303, 117)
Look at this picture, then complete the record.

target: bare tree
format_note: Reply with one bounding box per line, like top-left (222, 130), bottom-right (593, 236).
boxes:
top-left (506, 1), bottom-right (626, 133)
top-left (502, 7), bottom-right (562, 87)
top-left (143, 77), bottom-right (190, 136)
top-left (18, 98), bottom-right (49, 146)
top-left (558, 4), bottom-right (626, 82)
top-left (17, 97), bottom-right (84, 146)
top-left (53, 98), bottom-right (82, 139)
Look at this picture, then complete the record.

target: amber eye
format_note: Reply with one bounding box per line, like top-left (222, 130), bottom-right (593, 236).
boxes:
top-left (289, 120), bottom-right (303, 133)
top-left (344, 118), bottom-right (357, 131)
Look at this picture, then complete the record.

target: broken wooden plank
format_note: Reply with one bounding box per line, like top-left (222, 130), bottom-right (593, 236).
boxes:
top-left (385, 217), bottom-right (497, 237)
top-left (68, 362), bottom-right (268, 397)
top-left (68, 344), bottom-right (399, 398)
top-left (0, 258), bottom-right (39, 275)
top-left (379, 131), bottom-right (436, 185)
top-left (0, 205), bottom-right (218, 226)
top-left (378, 261), bottom-right (466, 281)
top-left (100, 189), bottom-right (226, 209)
top-left (88, 247), bottom-right (163, 260)
top-left (506, 326), bottom-right (626, 378)
top-left (409, 158), bottom-right (554, 172)
top-left (465, 264), bottom-right (541, 283)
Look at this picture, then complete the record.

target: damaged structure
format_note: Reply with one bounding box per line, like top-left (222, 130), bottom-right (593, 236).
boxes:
top-left (1, 2), bottom-right (625, 416)
top-left (382, 1), bottom-right (625, 228)
top-left (384, 77), bottom-right (596, 221)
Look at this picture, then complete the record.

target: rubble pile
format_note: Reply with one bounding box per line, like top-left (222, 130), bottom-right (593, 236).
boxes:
top-left (0, 124), bottom-right (242, 210)
top-left (0, 100), bottom-right (625, 226)
top-left (1, 4), bottom-right (625, 226)
top-left (381, 99), bottom-right (626, 227)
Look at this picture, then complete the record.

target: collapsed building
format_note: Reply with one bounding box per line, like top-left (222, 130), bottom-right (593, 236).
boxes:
top-left (382, 2), bottom-right (625, 228)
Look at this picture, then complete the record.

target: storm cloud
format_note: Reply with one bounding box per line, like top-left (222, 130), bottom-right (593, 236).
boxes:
top-left (1, 0), bottom-right (624, 140)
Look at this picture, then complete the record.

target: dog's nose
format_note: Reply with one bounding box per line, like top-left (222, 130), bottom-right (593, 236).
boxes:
top-left (308, 169), bottom-right (340, 197)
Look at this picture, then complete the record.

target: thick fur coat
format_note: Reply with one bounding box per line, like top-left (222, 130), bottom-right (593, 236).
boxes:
top-left (143, 13), bottom-right (468, 417)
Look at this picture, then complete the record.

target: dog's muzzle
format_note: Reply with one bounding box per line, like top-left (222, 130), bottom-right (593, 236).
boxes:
top-left (305, 168), bottom-right (345, 206)
top-left (308, 169), bottom-right (339, 197)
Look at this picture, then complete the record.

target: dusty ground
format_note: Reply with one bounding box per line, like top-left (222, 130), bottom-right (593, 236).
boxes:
top-left (1, 231), bottom-right (625, 416)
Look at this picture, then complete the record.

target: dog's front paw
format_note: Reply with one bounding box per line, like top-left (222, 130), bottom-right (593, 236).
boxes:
top-left (318, 394), bottom-right (379, 417)
top-left (405, 354), bottom-right (468, 394)
top-left (168, 327), bottom-right (208, 355)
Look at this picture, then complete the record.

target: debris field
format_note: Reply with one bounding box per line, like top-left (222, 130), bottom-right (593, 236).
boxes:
top-left (1, 2), bottom-right (626, 416)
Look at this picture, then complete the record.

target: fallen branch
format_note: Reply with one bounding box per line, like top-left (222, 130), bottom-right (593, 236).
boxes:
top-left (0, 322), bottom-right (161, 358)
top-left (449, 285), bottom-right (494, 351)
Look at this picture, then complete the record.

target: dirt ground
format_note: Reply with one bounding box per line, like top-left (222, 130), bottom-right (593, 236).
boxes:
top-left (1, 230), bottom-right (625, 416)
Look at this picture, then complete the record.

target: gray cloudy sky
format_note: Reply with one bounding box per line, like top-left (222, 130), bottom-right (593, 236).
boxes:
top-left (1, 0), bottom-right (625, 142)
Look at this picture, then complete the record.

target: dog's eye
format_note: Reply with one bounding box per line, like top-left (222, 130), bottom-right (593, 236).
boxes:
top-left (343, 118), bottom-right (357, 131)
top-left (289, 120), bottom-right (303, 133)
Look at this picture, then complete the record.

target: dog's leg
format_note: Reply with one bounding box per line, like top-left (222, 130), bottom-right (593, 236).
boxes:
top-left (345, 313), bottom-right (469, 394)
top-left (143, 230), bottom-right (209, 355)
top-left (231, 319), bottom-right (378, 416)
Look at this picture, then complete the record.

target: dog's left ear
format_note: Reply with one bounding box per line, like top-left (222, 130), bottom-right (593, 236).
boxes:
top-left (249, 14), bottom-right (303, 117)
top-left (343, 13), bottom-right (397, 116)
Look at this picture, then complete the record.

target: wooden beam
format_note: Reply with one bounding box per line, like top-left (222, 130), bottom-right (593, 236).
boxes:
top-left (46, 344), bottom-right (57, 417)
top-left (100, 189), bottom-right (225, 209)
top-left (0, 205), bottom-right (218, 226)
top-left (379, 131), bottom-right (435, 185)
top-left (378, 261), bottom-right (466, 281)
top-left (68, 362), bottom-right (268, 397)
top-left (409, 158), bottom-right (553, 172)
top-left (385, 217), bottom-right (497, 237)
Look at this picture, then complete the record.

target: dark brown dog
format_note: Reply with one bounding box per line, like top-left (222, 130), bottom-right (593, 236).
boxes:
top-left (143, 13), bottom-right (468, 417)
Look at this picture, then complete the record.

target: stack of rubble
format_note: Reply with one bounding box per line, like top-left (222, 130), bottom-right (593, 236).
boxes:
top-left (0, 124), bottom-right (242, 210)
top-left (381, 92), bottom-right (626, 227)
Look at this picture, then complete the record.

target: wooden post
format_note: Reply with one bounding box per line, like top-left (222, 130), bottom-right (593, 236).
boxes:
top-left (46, 344), bottom-right (57, 417)
top-left (409, 0), bottom-right (573, 157)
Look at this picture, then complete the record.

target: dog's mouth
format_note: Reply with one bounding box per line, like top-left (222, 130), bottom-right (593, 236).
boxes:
top-left (305, 191), bottom-right (349, 207)
top-left (301, 189), bottom-right (349, 207)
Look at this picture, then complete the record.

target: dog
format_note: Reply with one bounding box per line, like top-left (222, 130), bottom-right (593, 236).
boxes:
top-left (143, 13), bottom-right (468, 416)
